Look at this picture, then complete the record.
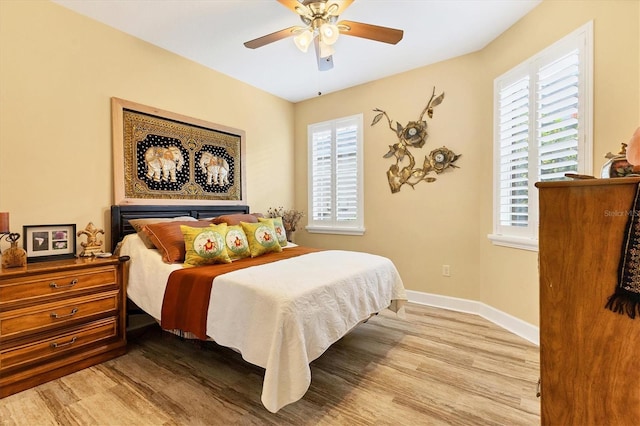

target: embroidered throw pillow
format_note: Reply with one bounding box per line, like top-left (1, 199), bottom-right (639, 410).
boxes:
top-left (225, 225), bottom-right (251, 260)
top-left (180, 224), bottom-right (231, 266)
top-left (258, 217), bottom-right (288, 247)
top-left (240, 221), bottom-right (282, 258)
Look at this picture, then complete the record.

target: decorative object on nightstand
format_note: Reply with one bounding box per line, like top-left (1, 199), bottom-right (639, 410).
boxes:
top-left (0, 212), bottom-right (27, 269)
top-left (1, 233), bottom-right (27, 269)
top-left (622, 127), bottom-right (640, 166)
top-left (77, 222), bottom-right (105, 257)
top-left (23, 224), bottom-right (76, 262)
top-left (0, 212), bottom-right (8, 235)
top-left (601, 143), bottom-right (640, 178)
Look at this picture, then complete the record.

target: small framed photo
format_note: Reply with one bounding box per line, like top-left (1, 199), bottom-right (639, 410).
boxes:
top-left (23, 224), bottom-right (76, 262)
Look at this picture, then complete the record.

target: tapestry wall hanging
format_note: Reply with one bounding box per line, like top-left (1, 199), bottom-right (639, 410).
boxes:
top-left (371, 87), bottom-right (460, 193)
top-left (112, 98), bottom-right (246, 205)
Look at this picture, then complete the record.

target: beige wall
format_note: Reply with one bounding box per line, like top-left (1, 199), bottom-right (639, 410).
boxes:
top-left (294, 53), bottom-right (486, 305)
top-left (0, 0), bottom-right (295, 251)
top-left (479, 0), bottom-right (639, 325)
top-left (1, 1), bottom-right (638, 328)
top-left (294, 0), bottom-right (640, 326)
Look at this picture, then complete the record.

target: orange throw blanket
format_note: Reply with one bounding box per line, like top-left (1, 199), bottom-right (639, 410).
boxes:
top-left (161, 246), bottom-right (323, 339)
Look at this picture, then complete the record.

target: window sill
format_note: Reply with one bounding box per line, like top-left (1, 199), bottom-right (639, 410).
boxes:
top-left (306, 225), bottom-right (365, 236)
top-left (487, 233), bottom-right (538, 252)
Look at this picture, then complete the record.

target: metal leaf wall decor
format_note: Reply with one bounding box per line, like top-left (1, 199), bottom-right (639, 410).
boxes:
top-left (372, 87), bottom-right (460, 193)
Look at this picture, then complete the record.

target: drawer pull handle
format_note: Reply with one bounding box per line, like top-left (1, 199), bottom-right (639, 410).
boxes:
top-left (50, 336), bottom-right (77, 349)
top-left (536, 377), bottom-right (541, 398)
top-left (50, 308), bottom-right (79, 319)
top-left (49, 279), bottom-right (78, 289)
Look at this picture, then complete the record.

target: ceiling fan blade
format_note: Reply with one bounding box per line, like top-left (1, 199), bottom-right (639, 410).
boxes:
top-left (244, 26), bottom-right (300, 49)
top-left (338, 20), bottom-right (404, 44)
top-left (314, 37), bottom-right (334, 71)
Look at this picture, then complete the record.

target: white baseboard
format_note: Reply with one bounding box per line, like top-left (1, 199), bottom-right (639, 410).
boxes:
top-left (406, 290), bottom-right (540, 346)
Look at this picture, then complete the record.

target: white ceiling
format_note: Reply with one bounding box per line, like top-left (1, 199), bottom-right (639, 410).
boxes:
top-left (52, 0), bottom-right (541, 103)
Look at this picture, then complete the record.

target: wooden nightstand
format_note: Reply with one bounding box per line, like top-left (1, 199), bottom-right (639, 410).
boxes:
top-left (0, 256), bottom-right (128, 397)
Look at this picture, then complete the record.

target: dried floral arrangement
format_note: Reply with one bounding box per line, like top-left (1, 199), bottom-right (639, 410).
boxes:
top-left (267, 207), bottom-right (305, 234)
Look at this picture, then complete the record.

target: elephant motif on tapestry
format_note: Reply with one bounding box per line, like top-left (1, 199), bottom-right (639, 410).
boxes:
top-left (144, 146), bottom-right (185, 183)
top-left (199, 151), bottom-right (230, 186)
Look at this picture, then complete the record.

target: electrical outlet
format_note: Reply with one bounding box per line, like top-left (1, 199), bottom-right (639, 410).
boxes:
top-left (442, 264), bottom-right (450, 277)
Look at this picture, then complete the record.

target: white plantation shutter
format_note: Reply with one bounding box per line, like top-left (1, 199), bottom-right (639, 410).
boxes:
top-left (335, 123), bottom-right (358, 221)
top-left (308, 114), bottom-right (364, 235)
top-left (491, 22), bottom-right (592, 250)
top-left (537, 51), bottom-right (580, 181)
top-left (311, 124), bottom-right (332, 222)
top-left (498, 76), bottom-right (531, 229)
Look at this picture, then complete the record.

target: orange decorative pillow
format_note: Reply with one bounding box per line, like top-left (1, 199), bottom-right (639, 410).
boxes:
top-left (143, 220), bottom-right (214, 263)
top-left (130, 216), bottom-right (197, 249)
top-left (211, 213), bottom-right (264, 226)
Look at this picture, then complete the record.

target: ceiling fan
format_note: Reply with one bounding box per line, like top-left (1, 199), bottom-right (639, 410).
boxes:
top-left (243, 0), bottom-right (404, 71)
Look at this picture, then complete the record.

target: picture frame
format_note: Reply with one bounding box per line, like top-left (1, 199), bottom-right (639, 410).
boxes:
top-left (111, 97), bottom-right (247, 205)
top-left (23, 224), bottom-right (77, 262)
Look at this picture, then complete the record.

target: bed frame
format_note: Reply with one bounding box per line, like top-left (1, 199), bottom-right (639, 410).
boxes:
top-left (110, 204), bottom-right (250, 252)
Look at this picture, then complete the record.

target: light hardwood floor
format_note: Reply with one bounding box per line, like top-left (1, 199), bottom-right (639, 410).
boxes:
top-left (0, 303), bottom-right (540, 425)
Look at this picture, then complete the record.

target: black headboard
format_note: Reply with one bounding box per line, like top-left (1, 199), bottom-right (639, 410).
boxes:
top-left (110, 204), bottom-right (250, 252)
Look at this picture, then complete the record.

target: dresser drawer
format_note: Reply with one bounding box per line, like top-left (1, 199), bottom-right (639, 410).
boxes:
top-left (0, 266), bottom-right (117, 307)
top-left (0, 257), bottom-right (126, 398)
top-left (0, 291), bottom-right (119, 339)
top-left (0, 318), bottom-right (118, 372)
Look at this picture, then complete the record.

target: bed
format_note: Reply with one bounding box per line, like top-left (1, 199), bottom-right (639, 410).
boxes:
top-left (111, 204), bottom-right (407, 413)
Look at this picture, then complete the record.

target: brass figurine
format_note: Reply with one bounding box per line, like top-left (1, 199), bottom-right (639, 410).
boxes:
top-left (77, 222), bottom-right (105, 257)
top-left (372, 87), bottom-right (460, 193)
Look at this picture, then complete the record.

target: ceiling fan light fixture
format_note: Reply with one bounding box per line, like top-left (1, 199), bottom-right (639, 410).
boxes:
top-left (320, 22), bottom-right (339, 45)
top-left (325, 3), bottom-right (340, 16)
top-left (293, 29), bottom-right (313, 53)
top-left (318, 40), bottom-right (335, 58)
top-left (294, 5), bottom-right (308, 16)
top-left (245, 0), bottom-right (402, 71)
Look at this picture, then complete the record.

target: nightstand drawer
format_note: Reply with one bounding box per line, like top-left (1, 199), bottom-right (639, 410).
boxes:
top-left (0, 291), bottom-right (119, 339)
top-left (0, 257), bottom-right (126, 398)
top-left (0, 266), bottom-right (117, 307)
top-left (0, 318), bottom-right (118, 372)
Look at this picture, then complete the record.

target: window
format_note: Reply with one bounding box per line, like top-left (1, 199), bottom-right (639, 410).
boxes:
top-left (489, 21), bottom-right (593, 251)
top-left (307, 113), bottom-right (364, 235)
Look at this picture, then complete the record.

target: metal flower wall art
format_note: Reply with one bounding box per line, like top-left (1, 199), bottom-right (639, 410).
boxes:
top-left (372, 87), bottom-right (461, 193)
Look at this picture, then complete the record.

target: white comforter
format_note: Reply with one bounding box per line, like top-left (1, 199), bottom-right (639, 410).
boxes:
top-left (120, 234), bottom-right (407, 412)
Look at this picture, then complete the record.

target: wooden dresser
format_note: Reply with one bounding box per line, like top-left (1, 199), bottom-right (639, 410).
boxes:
top-left (537, 178), bottom-right (640, 425)
top-left (0, 256), bottom-right (127, 397)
